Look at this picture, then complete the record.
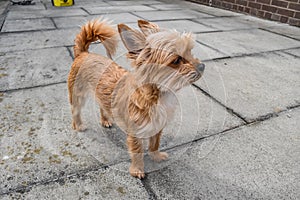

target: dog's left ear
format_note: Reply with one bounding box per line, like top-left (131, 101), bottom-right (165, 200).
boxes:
top-left (138, 20), bottom-right (160, 36)
top-left (118, 24), bottom-right (146, 54)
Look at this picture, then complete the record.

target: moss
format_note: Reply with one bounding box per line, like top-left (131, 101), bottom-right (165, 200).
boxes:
top-left (0, 73), bottom-right (8, 78)
top-left (117, 187), bottom-right (126, 195)
top-left (84, 191), bottom-right (89, 196)
top-left (49, 155), bottom-right (61, 164)
top-left (22, 156), bottom-right (34, 163)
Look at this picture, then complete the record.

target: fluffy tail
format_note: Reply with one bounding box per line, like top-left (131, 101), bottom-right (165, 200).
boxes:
top-left (74, 19), bottom-right (118, 59)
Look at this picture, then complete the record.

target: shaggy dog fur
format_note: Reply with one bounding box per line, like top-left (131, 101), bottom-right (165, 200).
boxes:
top-left (68, 19), bottom-right (205, 178)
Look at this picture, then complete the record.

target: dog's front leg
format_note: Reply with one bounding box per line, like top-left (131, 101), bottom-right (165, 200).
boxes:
top-left (127, 134), bottom-right (145, 179)
top-left (148, 131), bottom-right (168, 162)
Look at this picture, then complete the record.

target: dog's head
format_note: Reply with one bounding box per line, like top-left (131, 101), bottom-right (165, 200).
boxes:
top-left (118, 20), bottom-right (205, 91)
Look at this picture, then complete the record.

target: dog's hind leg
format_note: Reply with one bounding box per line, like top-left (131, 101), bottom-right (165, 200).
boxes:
top-left (100, 108), bottom-right (112, 128)
top-left (71, 95), bottom-right (87, 132)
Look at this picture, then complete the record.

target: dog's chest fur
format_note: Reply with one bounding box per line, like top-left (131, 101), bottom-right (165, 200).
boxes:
top-left (100, 67), bottom-right (178, 137)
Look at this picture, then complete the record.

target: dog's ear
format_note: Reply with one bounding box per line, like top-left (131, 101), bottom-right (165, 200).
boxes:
top-left (138, 20), bottom-right (160, 36)
top-left (118, 24), bottom-right (146, 54)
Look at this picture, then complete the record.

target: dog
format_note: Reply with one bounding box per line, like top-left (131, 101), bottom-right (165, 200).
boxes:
top-left (68, 18), bottom-right (205, 178)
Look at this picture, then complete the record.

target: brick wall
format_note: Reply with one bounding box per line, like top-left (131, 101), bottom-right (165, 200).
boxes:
top-left (188, 0), bottom-right (300, 26)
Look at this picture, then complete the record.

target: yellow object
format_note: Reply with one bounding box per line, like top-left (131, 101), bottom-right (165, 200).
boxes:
top-left (52, 0), bottom-right (74, 7)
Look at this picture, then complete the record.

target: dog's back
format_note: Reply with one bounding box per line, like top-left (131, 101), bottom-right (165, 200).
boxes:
top-left (68, 19), bottom-right (127, 131)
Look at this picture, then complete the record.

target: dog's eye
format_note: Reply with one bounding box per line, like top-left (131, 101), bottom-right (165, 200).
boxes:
top-left (173, 56), bottom-right (182, 65)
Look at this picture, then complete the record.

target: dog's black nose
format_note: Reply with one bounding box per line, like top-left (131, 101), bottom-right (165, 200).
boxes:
top-left (197, 63), bottom-right (205, 73)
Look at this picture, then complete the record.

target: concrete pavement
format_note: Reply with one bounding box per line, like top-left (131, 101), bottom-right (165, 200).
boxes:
top-left (0, 0), bottom-right (299, 199)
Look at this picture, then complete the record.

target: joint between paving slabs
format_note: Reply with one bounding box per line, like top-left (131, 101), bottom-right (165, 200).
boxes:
top-left (67, 45), bottom-right (74, 59)
top-left (0, 81), bottom-right (67, 94)
top-left (80, 7), bottom-right (91, 15)
top-left (140, 177), bottom-right (158, 200)
top-left (201, 46), bottom-right (300, 63)
top-left (128, 11), bottom-right (147, 20)
top-left (247, 103), bottom-right (300, 124)
top-left (192, 83), bottom-right (249, 123)
top-left (259, 27), bottom-right (300, 42)
top-left (50, 17), bottom-right (58, 29)
top-left (0, 162), bottom-right (115, 196)
top-left (0, 2), bottom-right (10, 32)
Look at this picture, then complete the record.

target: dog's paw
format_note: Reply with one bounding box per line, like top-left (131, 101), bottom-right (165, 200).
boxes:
top-left (72, 121), bottom-right (87, 132)
top-left (149, 151), bottom-right (168, 162)
top-left (129, 166), bottom-right (145, 179)
top-left (101, 119), bottom-right (113, 128)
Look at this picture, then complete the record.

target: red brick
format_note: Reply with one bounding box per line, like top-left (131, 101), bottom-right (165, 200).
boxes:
top-left (250, 8), bottom-right (258, 15)
top-left (264, 12), bottom-right (272, 19)
top-left (233, 4), bottom-right (238, 9)
top-left (288, 3), bottom-right (300, 11)
top-left (236, 0), bottom-right (247, 6)
top-left (278, 8), bottom-right (295, 17)
top-left (248, 2), bottom-right (261, 9)
top-left (271, 0), bottom-right (288, 8)
top-left (257, 10), bottom-right (265, 17)
top-left (288, 17), bottom-right (300, 26)
top-left (295, 12), bottom-right (300, 19)
top-left (214, 0), bottom-right (222, 6)
top-left (280, 16), bottom-right (288, 23)
top-left (256, 0), bottom-right (271, 4)
top-left (223, 0), bottom-right (235, 3)
top-left (245, 7), bottom-right (250, 13)
top-left (262, 5), bottom-right (277, 12)
top-left (238, 5), bottom-right (244, 11)
top-left (271, 13), bottom-right (281, 20)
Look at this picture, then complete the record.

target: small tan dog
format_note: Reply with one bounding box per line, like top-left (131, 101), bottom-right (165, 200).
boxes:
top-left (68, 19), bottom-right (205, 178)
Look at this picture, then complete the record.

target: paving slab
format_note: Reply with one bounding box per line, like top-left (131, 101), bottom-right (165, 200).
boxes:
top-left (160, 86), bottom-right (244, 150)
top-left (181, 0), bottom-right (243, 17)
top-left (239, 15), bottom-right (288, 28)
top-left (53, 13), bottom-right (140, 29)
top-left (155, 19), bottom-right (216, 33)
top-left (195, 52), bottom-right (300, 121)
top-left (197, 29), bottom-right (300, 56)
top-left (262, 25), bottom-right (300, 41)
top-left (0, 28), bottom-right (77, 53)
top-left (0, 0), bottom-right (9, 14)
top-left (197, 15), bottom-right (288, 31)
top-left (107, 0), bottom-right (162, 6)
top-left (141, 107), bottom-right (300, 199)
top-left (6, 8), bottom-right (87, 20)
top-left (148, 4), bottom-right (182, 10)
top-left (1, 18), bottom-right (55, 32)
top-left (193, 41), bottom-right (228, 61)
top-left (0, 47), bottom-right (71, 91)
top-left (84, 5), bottom-right (155, 15)
top-left (0, 84), bottom-right (128, 194)
top-left (194, 16), bottom-right (275, 31)
top-left (133, 10), bottom-right (213, 21)
top-left (1, 167), bottom-right (148, 199)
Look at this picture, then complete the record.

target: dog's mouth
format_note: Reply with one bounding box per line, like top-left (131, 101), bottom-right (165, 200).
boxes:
top-left (190, 63), bottom-right (205, 82)
top-left (189, 70), bottom-right (203, 83)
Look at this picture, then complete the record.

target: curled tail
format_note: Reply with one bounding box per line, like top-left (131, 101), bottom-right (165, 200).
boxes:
top-left (74, 18), bottom-right (118, 59)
